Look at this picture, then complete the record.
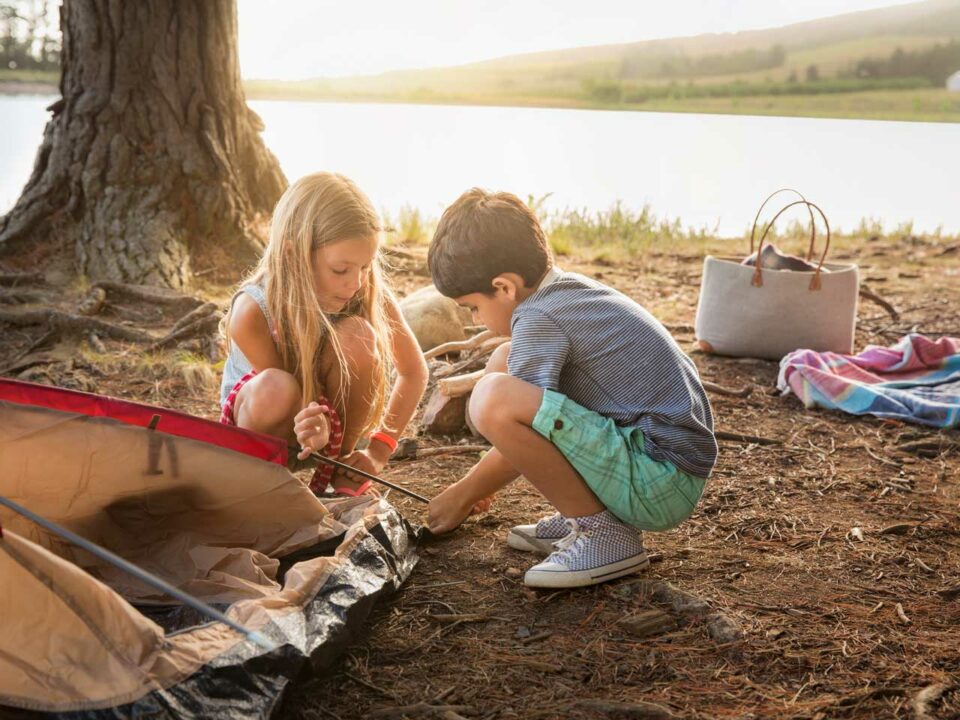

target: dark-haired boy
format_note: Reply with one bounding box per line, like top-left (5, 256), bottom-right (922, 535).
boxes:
top-left (427, 189), bottom-right (717, 588)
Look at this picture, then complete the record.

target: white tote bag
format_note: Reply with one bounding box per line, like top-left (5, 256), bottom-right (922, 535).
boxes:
top-left (694, 196), bottom-right (859, 360)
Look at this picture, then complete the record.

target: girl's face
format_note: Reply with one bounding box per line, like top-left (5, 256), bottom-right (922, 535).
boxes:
top-left (312, 235), bottom-right (378, 313)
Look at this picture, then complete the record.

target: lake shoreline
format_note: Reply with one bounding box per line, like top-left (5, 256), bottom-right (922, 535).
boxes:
top-left (2, 79), bottom-right (958, 124)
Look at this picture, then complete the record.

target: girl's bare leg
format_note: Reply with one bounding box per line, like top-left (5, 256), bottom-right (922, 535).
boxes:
top-left (232, 368), bottom-right (302, 437)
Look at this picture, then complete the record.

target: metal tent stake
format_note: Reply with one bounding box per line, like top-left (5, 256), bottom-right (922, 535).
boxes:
top-left (310, 452), bottom-right (431, 504)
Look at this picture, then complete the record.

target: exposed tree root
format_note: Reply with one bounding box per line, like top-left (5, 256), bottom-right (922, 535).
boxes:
top-left (94, 282), bottom-right (207, 314)
top-left (148, 312), bottom-right (221, 352)
top-left (0, 272), bottom-right (44, 286)
top-left (0, 308), bottom-right (154, 342)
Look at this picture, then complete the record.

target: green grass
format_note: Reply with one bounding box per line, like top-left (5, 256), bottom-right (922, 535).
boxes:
top-left (0, 68), bottom-right (58, 85)
top-left (385, 197), bottom-right (957, 266)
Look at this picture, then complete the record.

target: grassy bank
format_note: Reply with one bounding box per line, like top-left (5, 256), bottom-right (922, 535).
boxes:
top-left (3, 69), bottom-right (957, 122)
top-left (244, 81), bottom-right (960, 123)
top-left (385, 199), bottom-right (956, 269)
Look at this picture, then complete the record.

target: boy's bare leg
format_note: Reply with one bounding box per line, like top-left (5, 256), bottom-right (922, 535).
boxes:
top-left (429, 372), bottom-right (604, 534)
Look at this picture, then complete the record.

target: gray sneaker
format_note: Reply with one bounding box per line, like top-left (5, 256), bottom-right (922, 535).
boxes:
top-left (507, 512), bottom-right (569, 554)
top-left (524, 511), bottom-right (650, 588)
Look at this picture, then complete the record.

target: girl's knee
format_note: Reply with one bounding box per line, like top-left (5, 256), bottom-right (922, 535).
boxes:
top-left (241, 369), bottom-right (301, 425)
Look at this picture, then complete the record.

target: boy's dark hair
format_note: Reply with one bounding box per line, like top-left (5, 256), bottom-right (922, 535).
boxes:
top-left (428, 189), bottom-right (552, 297)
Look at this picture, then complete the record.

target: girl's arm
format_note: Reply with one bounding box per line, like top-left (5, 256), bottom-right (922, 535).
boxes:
top-left (228, 293), bottom-right (284, 371)
top-left (343, 295), bottom-right (429, 472)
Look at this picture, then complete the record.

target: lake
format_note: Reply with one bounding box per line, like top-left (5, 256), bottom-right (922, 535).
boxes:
top-left (2, 94), bottom-right (958, 237)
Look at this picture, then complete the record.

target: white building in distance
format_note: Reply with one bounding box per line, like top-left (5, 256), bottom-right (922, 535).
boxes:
top-left (948, 71), bottom-right (960, 92)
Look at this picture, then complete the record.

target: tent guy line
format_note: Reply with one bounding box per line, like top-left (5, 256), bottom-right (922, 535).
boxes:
top-left (0, 495), bottom-right (275, 651)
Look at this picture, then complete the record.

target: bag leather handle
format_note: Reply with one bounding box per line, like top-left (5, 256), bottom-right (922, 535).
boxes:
top-left (752, 199), bottom-right (831, 291)
top-left (750, 188), bottom-right (817, 260)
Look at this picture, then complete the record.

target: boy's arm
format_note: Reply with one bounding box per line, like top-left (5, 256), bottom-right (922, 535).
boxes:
top-left (428, 448), bottom-right (519, 534)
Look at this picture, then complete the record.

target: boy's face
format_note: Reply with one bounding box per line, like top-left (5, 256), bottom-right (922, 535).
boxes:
top-left (454, 273), bottom-right (526, 337)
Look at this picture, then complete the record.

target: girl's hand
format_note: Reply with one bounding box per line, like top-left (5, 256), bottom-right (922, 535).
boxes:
top-left (294, 402), bottom-right (332, 460)
top-left (332, 449), bottom-right (384, 495)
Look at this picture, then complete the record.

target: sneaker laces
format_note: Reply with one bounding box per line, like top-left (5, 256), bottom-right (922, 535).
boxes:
top-left (552, 518), bottom-right (591, 558)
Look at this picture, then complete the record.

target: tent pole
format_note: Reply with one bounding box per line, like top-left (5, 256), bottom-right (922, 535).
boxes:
top-left (310, 452), bottom-right (431, 504)
top-left (0, 495), bottom-right (274, 651)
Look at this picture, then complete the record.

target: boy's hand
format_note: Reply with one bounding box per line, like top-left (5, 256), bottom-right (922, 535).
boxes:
top-left (471, 495), bottom-right (495, 514)
top-left (429, 485), bottom-right (494, 534)
top-left (294, 402), bottom-right (331, 460)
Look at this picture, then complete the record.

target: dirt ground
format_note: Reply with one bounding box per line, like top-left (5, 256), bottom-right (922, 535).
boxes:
top-left (2, 233), bottom-right (958, 719)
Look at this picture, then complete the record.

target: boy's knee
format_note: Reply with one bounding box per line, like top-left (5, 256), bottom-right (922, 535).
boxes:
top-left (469, 372), bottom-right (513, 434)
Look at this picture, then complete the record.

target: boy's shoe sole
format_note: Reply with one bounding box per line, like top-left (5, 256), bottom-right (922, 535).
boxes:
top-left (506, 526), bottom-right (563, 555)
top-left (524, 552), bottom-right (651, 589)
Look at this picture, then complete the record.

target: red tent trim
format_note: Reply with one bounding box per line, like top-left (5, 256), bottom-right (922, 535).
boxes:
top-left (0, 378), bottom-right (288, 466)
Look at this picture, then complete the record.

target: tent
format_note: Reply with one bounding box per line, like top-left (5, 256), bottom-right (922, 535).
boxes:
top-left (0, 378), bottom-right (419, 718)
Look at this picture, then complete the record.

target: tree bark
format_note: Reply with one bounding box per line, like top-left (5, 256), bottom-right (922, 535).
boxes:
top-left (0, 0), bottom-right (286, 288)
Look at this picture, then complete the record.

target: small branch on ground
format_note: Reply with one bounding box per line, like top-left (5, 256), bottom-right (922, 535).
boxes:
top-left (703, 380), bottom-right (753, 398)
top-left (424, 330), bottom-right (496, 360)
top-left (859, 284), bottom-right (900, 321)
top-left (623, 579), bottom-right (743, 644)
top-left (438, 370), bottom-right (485, 398)
top-left (567, 699), bottom-right (677, 719)
top-left (716, 430), bottom-right (782, 446)
top-left (895, 437), bottom-right (957, 455)
top-left (369, 703), bottom-right (474, 719)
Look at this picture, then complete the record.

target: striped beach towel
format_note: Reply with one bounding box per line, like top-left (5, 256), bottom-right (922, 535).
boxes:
top-left (777, 334), bottom-right (960, 428)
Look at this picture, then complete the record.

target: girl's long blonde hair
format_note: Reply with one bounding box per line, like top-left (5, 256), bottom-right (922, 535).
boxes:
top-left (226, 172), bottom-right (393, 436)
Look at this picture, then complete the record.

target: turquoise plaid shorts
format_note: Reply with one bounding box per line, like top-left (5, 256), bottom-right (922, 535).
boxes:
top-left (531, 389), bottom-right (707, 531)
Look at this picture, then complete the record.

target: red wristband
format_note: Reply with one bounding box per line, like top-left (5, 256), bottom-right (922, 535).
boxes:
top-left (369, 431), bottom-right (398, 453)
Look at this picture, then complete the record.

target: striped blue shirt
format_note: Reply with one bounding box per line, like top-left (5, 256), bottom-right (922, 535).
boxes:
top-left (508, 270), bottom-right (717, 478)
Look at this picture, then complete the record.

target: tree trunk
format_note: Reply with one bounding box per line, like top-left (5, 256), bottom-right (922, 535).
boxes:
top-left (0, 0), bottom-right (286, 288)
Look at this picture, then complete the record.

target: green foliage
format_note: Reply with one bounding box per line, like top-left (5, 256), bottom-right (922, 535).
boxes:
top-left (620, 76), bottom-right (930, 103)
top-left (845, 39), bottom-right (960, 85)
top-left (0, 0), bottom-right (59, 71)
top-left (384, 205), bottom-right (434, 245)
top-left (581, 78), bottom-right (622, 104)
top-left (542, 202), bottom-right (711, 262)
top-left (621, 45), bottom-right (787, 80)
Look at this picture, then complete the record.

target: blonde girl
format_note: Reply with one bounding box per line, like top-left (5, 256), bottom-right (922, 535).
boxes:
top-left (219, 172), bottom-right (429, 494)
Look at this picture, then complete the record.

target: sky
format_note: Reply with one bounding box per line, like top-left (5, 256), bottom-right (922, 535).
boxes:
top-left (237, 0), bottom-right (922, 79)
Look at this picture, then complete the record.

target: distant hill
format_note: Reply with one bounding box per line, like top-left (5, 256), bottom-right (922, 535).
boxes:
top-left (243, 0), bottom-right (960, 123)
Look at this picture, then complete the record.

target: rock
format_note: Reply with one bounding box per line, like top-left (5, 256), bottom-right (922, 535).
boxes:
top-left (421, 388), bottom-right (467, 435)
top-left (505, 567), bottom-right (523, 580)
top-left (399, 284), bottom-right (473, 351)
